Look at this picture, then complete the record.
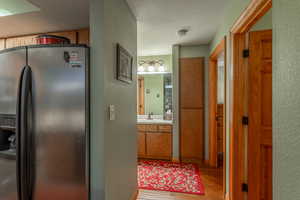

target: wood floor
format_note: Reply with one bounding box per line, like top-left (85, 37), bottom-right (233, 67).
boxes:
top-left (137, 164), bottom-right (223, 200)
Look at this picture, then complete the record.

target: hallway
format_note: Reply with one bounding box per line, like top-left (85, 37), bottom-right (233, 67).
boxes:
top-left (137, 165), bottom-right (223, 200)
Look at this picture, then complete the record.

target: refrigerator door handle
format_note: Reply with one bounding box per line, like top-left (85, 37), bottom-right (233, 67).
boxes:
top-left (16, 66), bottom-right (33, 200)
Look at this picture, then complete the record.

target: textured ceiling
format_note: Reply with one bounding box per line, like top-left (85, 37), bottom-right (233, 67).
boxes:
top-left (127, 0), bottom-right (228, 56)
top-left (0, 0), bottom-right (89, 38)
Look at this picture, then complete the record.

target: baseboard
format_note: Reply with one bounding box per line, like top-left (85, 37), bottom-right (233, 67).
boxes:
top-left (130, 189), bottom-right (138, 200)
top-left (172, 157), bottom-right (180, 163)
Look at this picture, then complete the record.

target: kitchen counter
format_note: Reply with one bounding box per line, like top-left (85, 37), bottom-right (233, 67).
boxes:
top-left (137, 119), bottom-right (173, 125)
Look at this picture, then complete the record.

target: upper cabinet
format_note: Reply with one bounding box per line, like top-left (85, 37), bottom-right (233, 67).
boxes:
top-left (50, 31), bottom-right (77, 44)
top-left (6, 35), bottom-right (38, 49)
top-left (0, 28), bottom-right (89, 49)
top-left (78, 29), bottom-right (89, 45)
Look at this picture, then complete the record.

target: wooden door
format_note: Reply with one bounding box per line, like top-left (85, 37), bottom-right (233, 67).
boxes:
top-left (137, 77), bottom-right (145, 115)
top-left (146, 133), bottom-right (172, 159)
top-left (180, 58), bottom-right (204, 162)
top-left (248, 30), bottom-right (272, 200)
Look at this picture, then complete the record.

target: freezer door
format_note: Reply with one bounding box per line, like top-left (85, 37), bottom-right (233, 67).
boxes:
top-left (0, 48), bottom-right (26, 115)
top-left (0, 48), bottom-right (26, 200)
top-left (27, 46), bottom-right (88, 200)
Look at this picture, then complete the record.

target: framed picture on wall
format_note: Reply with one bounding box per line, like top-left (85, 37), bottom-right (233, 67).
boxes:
top-left (116, 43), bottom-right (133, 84)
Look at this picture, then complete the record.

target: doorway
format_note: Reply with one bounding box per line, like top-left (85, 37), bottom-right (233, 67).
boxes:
top-left (209, 38), bottom-right (227, 197)
top-left (230, 0), bottom-right (272, 199)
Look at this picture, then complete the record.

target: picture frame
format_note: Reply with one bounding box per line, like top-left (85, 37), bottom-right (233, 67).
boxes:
top-left (116, 43), bottom-right (133, 84)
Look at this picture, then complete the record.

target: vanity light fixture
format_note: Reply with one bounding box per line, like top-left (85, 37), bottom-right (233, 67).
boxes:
top-left (138, 59), bottom-right (166, 73)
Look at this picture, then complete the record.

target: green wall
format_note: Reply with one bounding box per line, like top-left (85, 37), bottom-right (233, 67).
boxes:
top-left (143, 74), bottom-right (164, 115)
top-left (90, 0), bottom-right (137, 199)
top-left (273, 0), bottom-right (300, 199)
top-left (251, 9), bottom-right (272, 31)
top-left (172, 45), bottom-right (180, 160)
top-left (210, 0), bottom-right (252, 52)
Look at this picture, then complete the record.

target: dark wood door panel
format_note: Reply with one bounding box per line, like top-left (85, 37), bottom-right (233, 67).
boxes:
top-left (180, 109), bottom-right (204, 161)
top-left (248, 30), bottom-right (272, 200)
top-left (180, 58), bottom-right (204, 108)
top-left (146, 133), bottom-right (172, 159)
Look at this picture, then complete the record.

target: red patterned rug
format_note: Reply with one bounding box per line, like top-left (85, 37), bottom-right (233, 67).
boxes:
top-left (138, 160), bottom-right (205, 195)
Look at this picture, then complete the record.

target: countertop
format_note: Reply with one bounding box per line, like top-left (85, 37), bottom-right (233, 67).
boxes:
top-left (137, 119), bottom-right (173, 125)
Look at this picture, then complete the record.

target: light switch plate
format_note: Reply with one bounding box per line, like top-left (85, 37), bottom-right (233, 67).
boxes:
top-left (109, 105), bottom-right (116, 121)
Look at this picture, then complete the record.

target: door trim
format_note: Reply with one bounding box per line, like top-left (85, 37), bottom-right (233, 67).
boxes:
top-left (209, 37), bottom-right (227, 197)
top-left (137, 77), bottom-right (145, 115)
top-left (229, 0), bottom-right (272, 200)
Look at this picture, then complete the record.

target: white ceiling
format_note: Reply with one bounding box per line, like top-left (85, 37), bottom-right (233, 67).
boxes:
top-left (127, 0), bottom-right (228, 56)
top-left (0, 0), bottom-right (89, 38)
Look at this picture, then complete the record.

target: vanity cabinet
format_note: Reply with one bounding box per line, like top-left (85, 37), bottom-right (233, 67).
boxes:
top-left (138, 132), bottom-right (146, 157)
top-left (137, 124), bottom-right (172, 160)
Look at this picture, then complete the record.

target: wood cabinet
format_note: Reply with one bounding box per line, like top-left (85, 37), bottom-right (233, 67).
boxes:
top-left (0, 28), bottom-right (90, 49)
top-left (6, 35), bottom-right (38, 48)
top-left (137, 124), bottom-right (172, 160)
top-left (138, 132), bottom-right (146, 157)
top-left (217, 104), bottom-right (224, 167)
top-left (77, 29), bottom-right (90, 45)
top-left (147, 133), bottom-right (172, 159)
top-left (49, 31), bottom-right (77, 43)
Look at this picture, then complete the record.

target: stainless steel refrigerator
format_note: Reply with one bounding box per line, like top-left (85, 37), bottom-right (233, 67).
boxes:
top-left (0, 44), bottom-right (89, 200)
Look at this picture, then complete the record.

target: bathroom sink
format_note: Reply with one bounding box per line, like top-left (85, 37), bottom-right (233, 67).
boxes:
top-left (137, 119), bottom-right (173, 124)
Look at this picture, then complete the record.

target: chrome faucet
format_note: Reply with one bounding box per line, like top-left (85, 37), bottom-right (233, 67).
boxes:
top-left (147, 112), bottom-right (153, 120)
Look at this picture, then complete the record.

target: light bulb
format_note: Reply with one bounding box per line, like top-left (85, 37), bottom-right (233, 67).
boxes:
top-left (158, 65), bottom-right (165, 72)
top-left (148, 65), bottom-right (155, 72)
top-left (138, 66), bottom-right (145, 72)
